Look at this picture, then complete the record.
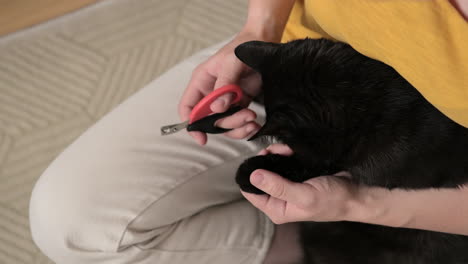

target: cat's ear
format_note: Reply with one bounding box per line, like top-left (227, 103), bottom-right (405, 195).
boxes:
top-left (248, 120), bottom-right (281, 141)
top-left (235, 41), bottom-right (281, 72)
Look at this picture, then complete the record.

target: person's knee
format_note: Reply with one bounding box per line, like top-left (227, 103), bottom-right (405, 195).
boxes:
top-left (30, 171), bottom-right (73, 261)
top-left (29, 165), bottom-right (123, 263)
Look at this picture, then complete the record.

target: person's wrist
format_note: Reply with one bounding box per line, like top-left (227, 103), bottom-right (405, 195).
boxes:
top-left (242, 0), bottom-right (295, 43)
top-left (344, 185), bottom-right (405, 227)
top-left (241, 19), bottom-right (284, 43)
top-left (345, 185), bottom-right (417, 229)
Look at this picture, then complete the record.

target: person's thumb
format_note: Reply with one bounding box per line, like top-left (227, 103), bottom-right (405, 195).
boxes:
top-left (210, 57), bottom-right (244, 113)
top-left (250, 169), bottom-right (314, 205)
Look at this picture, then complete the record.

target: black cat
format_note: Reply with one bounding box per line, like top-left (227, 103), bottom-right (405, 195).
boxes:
top-left (234, 39), bottom-right (468, 264)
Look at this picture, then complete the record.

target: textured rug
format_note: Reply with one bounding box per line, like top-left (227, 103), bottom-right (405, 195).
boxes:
top-left (0, 0), bottom-right (247, 263)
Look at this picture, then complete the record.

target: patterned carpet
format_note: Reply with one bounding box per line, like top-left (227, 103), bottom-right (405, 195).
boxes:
top-left (0, 0), bottom-right (247, 263)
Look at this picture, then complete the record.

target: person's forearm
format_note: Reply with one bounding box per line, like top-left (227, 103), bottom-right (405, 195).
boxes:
top-left (349, 185), bottom-right (468, 236)
top-left (242, 0), bottom-right (296, 42)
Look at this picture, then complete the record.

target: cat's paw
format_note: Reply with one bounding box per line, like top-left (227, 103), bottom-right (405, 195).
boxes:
top-left (236, 154), bottom-right (305, 194)
top-left (236, 156), bottom-right (267, 194)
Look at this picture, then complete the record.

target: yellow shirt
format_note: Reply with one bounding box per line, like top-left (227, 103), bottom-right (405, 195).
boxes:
top-left (282, 0), bottom-right (468, 127)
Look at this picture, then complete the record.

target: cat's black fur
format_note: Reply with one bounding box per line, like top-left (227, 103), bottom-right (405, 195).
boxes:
top-left (234, 39), bottom-right (468, 264)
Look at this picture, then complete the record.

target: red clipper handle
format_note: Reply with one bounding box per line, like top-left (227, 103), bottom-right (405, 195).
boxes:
top-left (189, 84), bottom-right (243, 123)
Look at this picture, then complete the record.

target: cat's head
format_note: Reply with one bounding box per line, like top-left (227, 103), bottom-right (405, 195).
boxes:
top-left (234, 38), bottom-right (408, 158)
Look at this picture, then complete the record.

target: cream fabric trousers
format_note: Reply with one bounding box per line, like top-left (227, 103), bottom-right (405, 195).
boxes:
top-left (29, 41), bottom-right (274, 264)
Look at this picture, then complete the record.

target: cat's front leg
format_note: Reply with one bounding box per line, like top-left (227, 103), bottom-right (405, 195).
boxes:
top-left (236, 154), bottom-right (310, 194)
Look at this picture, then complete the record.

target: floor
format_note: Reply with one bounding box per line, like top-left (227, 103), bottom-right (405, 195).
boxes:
top-left (0, 0), bottom-right (247, 262)
top-left (0, 0), bottom-right (99, 36)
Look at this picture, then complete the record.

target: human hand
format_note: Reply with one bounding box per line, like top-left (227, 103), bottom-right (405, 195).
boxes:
top-left (178, 0), bottom-right (296, 145)
top-left (178, 30), bottom-right (272, 145)
top-left (241, 144), bottom-right (359, 224)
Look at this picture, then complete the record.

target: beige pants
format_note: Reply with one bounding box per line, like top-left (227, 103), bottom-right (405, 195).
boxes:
top-left (29, 42), bottom-right (274, 264)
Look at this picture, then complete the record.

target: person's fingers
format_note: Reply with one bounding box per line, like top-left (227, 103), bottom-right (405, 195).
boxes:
top-left (241, 191), bottom-right (290, 224)
top-left (265, 144), bottom-right (294, 156)
top-left (210, 93), bottom-right (235, 113)
top-left (243, 175), bottom-right (357, 224)
top-left (222, 122), bottom-right (260, 139)
top-left (241, 192), bottom-right (271, 211)
top-left (178, 64), bottom-right (216, 121)
top-left (214, 108), bottom-right (257, 128)
top-left (250, 169), bottom-right (314, 205)
top-left (213, 56), bottom-right (244, 90)
top-left (257, 149), bottom-right (269, 155)
top-left (238, 71), bottom-right (262, 106)
top-left (210, 57), bottom-right (245, 113)
top-left (188, 131), bottom-right (207, 145)
top-left (257, 144), bottom-right (293, 157)
top-left (178, 64), bottom-right (219, 144)
top-left (333, 171), bottom-right (352, 178)
top-left (212, 72), bottom-right (261, 110)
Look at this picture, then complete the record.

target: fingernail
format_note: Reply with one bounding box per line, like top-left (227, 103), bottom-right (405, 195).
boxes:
top-left (245, 116), bottom-right (255, 123)
top-left (214, 98), bottom-right (226, 108)
top-left (251, 173), bottom-right (264, 186)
